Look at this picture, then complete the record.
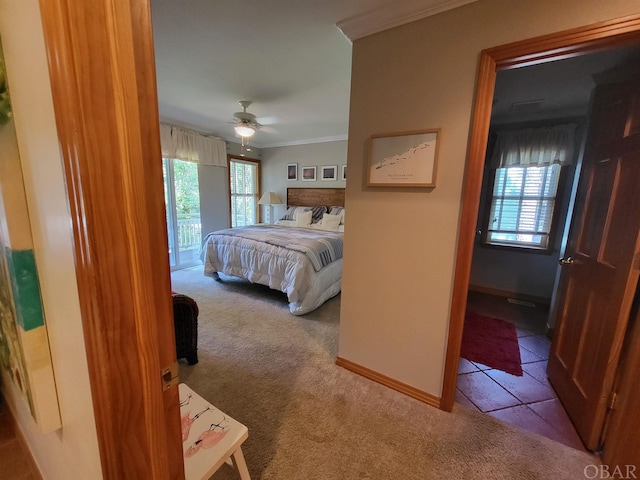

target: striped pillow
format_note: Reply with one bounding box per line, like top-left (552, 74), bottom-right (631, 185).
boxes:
top-left (309, 205), bottom-right (328, 223)
top-left (280, 205), bottom-right (327, 224)
top-left (280, 206), bottom-right (309, 221)
top-left (329, 206), bottom-right (345, 225)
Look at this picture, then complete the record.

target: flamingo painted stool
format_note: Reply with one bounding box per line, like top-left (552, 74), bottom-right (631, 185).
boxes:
top-left (179, 383), bottom-right (251, 480)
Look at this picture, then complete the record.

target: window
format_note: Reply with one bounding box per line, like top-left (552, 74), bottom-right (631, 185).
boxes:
top-left (229, 157), bottom-right (260, 227)
top-left (486, 164), bottom-right (561, 249)
top-left (163, 158), bottom-right (202, 270)
top-left (482, 124), bottom-right (576, 251)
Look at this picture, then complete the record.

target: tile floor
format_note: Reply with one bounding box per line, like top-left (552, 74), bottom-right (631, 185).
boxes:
top-left (456, 291), bottom-right (590, 453)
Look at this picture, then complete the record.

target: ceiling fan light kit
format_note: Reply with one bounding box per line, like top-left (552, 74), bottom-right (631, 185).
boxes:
top-left (234, 124), bottom-right (255, 137)
top-left (232, 100), bottom-right (261, 138)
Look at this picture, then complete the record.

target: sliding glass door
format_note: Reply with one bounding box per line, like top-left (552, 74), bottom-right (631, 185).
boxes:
top-left (163, 158), bottom-right (202, 270)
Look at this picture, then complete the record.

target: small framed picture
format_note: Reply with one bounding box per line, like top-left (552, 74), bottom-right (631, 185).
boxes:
top-left (368, 129), bottom-right (439, 187)
top-left (341, 165), bottom-right (347, 181)
top-left (321, 165), bottom-right (337, 181)
top-left (287, 163), bottom-right (298, 181)
top-left (301, 166), bottom-right (316, 181)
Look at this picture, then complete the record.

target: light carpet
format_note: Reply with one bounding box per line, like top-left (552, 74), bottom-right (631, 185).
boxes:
top-left (171, 266), bottom-right (598, 480)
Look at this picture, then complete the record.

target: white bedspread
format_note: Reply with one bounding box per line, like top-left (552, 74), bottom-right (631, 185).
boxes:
top-left (200, 225), bottom-right (343, 315)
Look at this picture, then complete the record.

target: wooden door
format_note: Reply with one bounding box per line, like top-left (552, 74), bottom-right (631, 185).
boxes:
top-left (602, 293), bottom-right (640, 473)
top-left (547, 72), bottom-right (640, 451)
top-left (38, 0), bottom-right (184, 478)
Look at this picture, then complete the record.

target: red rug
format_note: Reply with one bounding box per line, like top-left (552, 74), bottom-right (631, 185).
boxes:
top-left (460, 312), bottom-right (523, 376)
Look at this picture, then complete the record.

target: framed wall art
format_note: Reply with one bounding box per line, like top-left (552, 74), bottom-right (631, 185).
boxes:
top-left (341, 165), bottom-right (346, 181)
top-left (321, 165), bottom-right (337, 181)
top-left (0, 40), bottom-right (61, 433)
top-left (287, 163), bottom-right (298, 181)
top-left (301, 166), bottom-right (316, 181)
top-left (368, 129), bottom-right (439, 187)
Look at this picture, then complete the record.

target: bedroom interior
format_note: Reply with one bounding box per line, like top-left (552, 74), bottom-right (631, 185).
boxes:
top-left (1, 1), bottom-right (640, 479)
top-left (200, 187), bottom-right (346, 315)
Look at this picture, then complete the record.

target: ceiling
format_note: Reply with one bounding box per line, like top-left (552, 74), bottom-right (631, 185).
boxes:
top-left (149, 0), bottom-right (476, 148)
top-left (150, 0), bottom-right (640, 149)
top-left (491, 44), bottom-right (640, 125)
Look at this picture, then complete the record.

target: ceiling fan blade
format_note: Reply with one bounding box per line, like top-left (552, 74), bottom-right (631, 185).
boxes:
top-left (255, 115), bottom-right (277, 125)
top-left (259, 125), bottom-right (277, 134)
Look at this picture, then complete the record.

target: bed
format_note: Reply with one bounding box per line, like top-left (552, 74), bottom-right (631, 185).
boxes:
top-left (200, 188), bottom-right (345, 315)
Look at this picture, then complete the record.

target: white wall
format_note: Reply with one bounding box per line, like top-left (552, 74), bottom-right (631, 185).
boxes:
top-left (261, 140), bottom-right (347, 220)
top-left (198, 164), bottom-right (231, 234)
top-left (339, 0), bottom-right (640, 398)
top-left (0, 1), bottom-right (102, 478)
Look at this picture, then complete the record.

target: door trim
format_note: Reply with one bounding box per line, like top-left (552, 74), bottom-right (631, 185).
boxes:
top-left (442, 13), bottom-right (640, 412)
top-left (38, 0), bottom-right (184, 478)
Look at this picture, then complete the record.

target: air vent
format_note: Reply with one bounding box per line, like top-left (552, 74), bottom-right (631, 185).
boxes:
top-left (509, 99), bottom-right (544, 112)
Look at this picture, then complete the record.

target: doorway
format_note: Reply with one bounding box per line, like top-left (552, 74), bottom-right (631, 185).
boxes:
top-left (443, 16), bottom-right (640, 454)
top-left (163, 157), bottom-right (202, 270)
top-left (453, 49), bottom-right (629, 449)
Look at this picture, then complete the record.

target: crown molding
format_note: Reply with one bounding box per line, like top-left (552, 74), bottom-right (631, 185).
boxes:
top-left (336, 0), bottom-right (478, 42)
top-left (258, 134), bottom-right (348, 149)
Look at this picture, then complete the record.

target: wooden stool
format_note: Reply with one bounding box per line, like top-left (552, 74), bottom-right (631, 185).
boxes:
top-left (179, 383), bottom-right (251, 480)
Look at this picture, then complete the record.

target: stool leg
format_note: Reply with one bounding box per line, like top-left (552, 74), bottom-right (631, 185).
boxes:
top-left (230, 447), bottom-right (251, 480)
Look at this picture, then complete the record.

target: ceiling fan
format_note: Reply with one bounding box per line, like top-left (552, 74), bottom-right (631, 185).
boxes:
top-left (232, 100), bottom-right (261, 138)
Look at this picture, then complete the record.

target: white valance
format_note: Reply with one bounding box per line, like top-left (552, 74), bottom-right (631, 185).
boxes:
top-left (490, 124), bottom-right (577, 169)
top-left (160, 123), bottom-right (227, 167)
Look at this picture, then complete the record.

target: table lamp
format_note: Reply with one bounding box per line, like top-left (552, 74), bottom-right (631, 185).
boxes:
top-left (258, 191), bottom-right (283, 224)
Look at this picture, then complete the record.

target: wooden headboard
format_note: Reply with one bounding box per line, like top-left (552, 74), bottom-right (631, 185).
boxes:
top-left (287, 188), bottom-right (345, 208)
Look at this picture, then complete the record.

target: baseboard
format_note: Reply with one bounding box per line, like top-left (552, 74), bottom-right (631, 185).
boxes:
top-left (335, 356), bottom-right (441, 409)
top-left (468, 284), bottom-right (551, 306)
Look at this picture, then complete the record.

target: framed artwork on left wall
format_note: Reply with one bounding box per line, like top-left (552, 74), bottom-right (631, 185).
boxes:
top-left (0, 40), bottom-right (61, 433)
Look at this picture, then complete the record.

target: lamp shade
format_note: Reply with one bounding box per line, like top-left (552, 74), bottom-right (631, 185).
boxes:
top-left (234, 124), bottom-right (255, 137)
top-left (258, 191), bottom-right (283, 205)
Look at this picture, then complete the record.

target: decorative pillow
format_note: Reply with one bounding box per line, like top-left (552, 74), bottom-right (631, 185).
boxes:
top-left (280, 205), bottom-right (327, 224)
top-left (318, 213), bottom-right (341, 232)
top-left (280, 206), bottom-right (311, 221)
top-left (295, 210), bottom-right (312, 227)
top-left (329, 206), bottom-right (345, 225)
top-left (309, 205), bottom-right (328, 223)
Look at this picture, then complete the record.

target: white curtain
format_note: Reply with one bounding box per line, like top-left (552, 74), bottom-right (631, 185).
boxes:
top-left (159, 124), bottom-right (175, 158)
top-left (490, 124), bottom-right (577, 168)
top-left (159, 123), bottom-right (227, 167)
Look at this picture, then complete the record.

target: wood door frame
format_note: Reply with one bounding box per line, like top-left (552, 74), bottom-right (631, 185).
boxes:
top-left (38, 0), bottom-right (184, 478)
top-left (442, 14), bottom-right (640, 412)
top-left (602, 291), bottom-right (640, 469)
